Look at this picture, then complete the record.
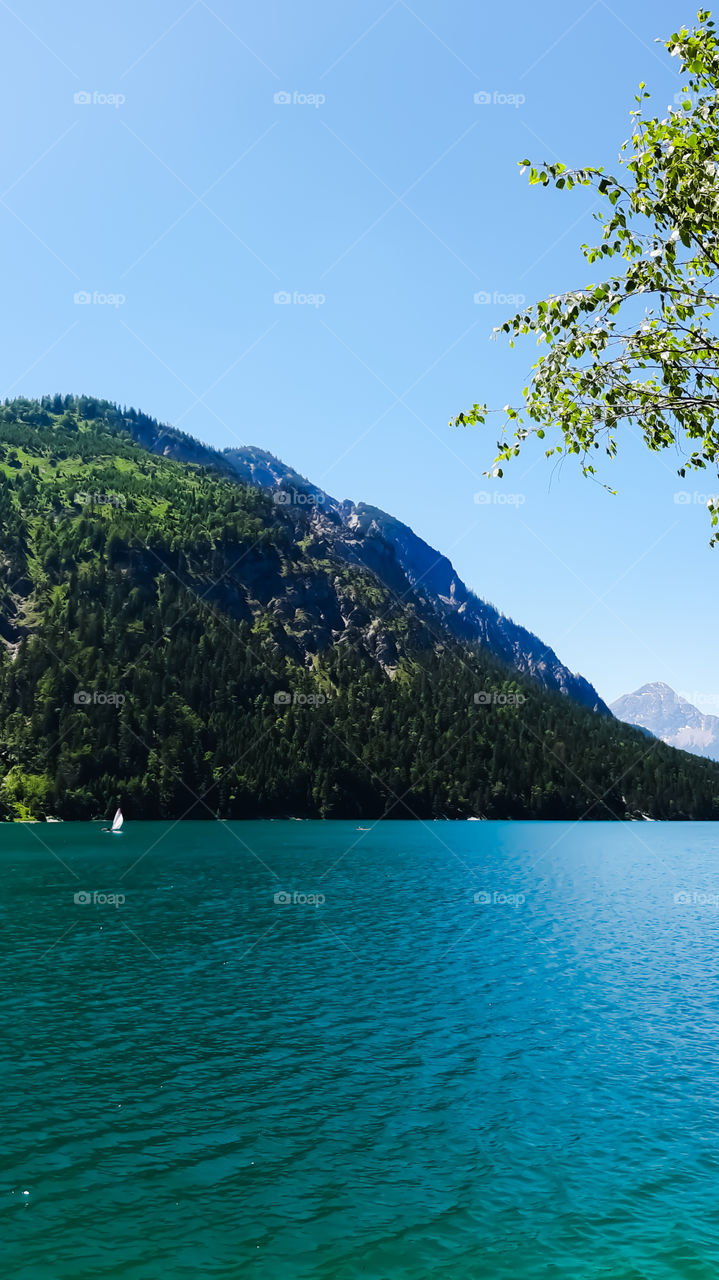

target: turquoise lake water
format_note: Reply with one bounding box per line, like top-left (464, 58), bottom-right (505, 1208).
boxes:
top-left (3, 819), bottom-right (719, 1278)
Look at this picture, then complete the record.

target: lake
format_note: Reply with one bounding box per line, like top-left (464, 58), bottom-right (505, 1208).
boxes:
top-left (3, 819), bottom-right (719, 1278)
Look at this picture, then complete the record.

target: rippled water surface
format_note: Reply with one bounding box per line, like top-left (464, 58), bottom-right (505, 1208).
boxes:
top-left (4, 820), bottom-right (719, 1278)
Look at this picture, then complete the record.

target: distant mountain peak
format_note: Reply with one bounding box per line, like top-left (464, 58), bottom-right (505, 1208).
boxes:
top-left (611, 683), bottom-right (719, 761)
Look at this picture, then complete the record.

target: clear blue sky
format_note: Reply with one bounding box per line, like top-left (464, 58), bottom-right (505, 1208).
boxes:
top-left (3, 0), bottom-right (716, 710)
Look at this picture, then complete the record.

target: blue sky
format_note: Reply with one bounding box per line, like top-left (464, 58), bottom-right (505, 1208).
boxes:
top-left (2, 0), bottom-right (716, 710)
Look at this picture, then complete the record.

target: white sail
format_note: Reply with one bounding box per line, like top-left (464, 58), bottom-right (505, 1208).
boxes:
top-left (111, 807), bottom-right (123, 832)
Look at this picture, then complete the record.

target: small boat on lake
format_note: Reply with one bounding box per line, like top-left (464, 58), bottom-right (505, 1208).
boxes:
top-left (102, 807), bottom-right (124, 834)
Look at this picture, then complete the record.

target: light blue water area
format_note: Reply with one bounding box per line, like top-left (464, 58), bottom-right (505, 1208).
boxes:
top-left (3, 819), bottom-right (719, 1278)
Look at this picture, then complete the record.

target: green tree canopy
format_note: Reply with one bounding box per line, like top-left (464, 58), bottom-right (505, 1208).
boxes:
top-left (453, 9), bottom-right (719, 542)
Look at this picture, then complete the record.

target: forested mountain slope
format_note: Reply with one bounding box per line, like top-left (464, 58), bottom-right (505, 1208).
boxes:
top-left (0, 394), bottom-right (716, 821)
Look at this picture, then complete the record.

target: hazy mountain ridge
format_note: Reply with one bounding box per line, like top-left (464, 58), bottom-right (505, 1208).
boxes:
top-left (611, 682), bottom-right (719, 762)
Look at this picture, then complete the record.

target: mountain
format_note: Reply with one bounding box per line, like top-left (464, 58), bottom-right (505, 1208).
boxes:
top-left (73, 414), bottom-right (608, 711)
top-left (611, 683), bottom-right (719, 762)
top-left (0, 393), bottom-right (718, 822)
top-left (38, 407), bottom-right (606, 711)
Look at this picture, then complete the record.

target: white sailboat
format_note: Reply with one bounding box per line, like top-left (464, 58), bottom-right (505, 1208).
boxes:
top-left (102, 807), bottom-right (124, 834)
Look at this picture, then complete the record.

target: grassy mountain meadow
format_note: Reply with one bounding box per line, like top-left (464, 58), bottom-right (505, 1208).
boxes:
top-left (0, 393), bottom-right (717, 821)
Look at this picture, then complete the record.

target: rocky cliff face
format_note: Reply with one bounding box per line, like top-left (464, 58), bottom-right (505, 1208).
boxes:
top-left (222, 447), bottom-right (608, 713)
top-left (611, 682), bottom-right (719, 761)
